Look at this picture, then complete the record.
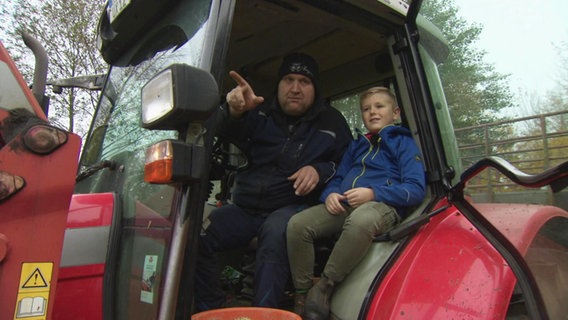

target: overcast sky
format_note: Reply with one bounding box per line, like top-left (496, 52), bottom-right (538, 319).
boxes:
top-left (454, 0), bottom-right (568, 94)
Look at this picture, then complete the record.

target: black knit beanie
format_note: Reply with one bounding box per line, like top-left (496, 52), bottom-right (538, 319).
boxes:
top-left (277, 53), bottom-right (319, 88)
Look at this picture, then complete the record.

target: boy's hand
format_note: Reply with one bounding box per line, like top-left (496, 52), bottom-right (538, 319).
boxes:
top-left (344, 188), bottom-right (374, 208)
top-left (325, 193), bottom-right (347, 215)
top-left (226, 71), bottom-right (265, 117)
top-left (288, 165), bottom-right (319, 196)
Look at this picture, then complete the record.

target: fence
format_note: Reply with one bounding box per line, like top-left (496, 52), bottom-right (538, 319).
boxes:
top-left (455, 110), bottom-right (568, 208)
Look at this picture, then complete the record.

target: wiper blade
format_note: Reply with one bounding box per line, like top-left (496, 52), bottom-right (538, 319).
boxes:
top-left (76, 160), bottom-right (116, 182)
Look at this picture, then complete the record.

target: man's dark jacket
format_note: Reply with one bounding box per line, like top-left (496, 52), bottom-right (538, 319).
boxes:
top-left (216, 96), bottom-right (352, 213)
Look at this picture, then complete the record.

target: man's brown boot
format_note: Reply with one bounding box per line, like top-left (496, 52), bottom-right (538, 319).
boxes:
top-left (303, 276), bottom-right (335, 320)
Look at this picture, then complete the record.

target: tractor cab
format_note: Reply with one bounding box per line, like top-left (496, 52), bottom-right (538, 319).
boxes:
top-left (75, 1), bottom-right (568, 319)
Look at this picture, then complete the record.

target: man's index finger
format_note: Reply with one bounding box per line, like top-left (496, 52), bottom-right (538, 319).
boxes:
top-left (229, 70), bottom-right (248, 87)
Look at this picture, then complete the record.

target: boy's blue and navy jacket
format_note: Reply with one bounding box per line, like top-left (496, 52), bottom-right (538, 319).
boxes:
top-left (216, 96), bottom-right (352, 213)
top-left (320, 125), bottom-right (426, 218)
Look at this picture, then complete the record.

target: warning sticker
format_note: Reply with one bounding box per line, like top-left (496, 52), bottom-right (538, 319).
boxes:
top-left (22, 268), bottom-right (49, 289)
top-left (15, 295), bottom-right (47, 319)
top-left (15, 262), bottom-right (53, 319)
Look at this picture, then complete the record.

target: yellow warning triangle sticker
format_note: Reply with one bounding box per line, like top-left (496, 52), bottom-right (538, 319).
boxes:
top-left (22, 268), bottom-right (48, 289)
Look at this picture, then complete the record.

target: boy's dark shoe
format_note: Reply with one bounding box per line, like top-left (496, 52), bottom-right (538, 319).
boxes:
top-left (303, 277), bottom-right (335, 320)
top-left (293, 292), bottom-right (307, 316)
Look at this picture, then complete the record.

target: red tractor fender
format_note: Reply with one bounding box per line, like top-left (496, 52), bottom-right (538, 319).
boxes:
top-left (474, 203), bottom-right (568, 255)
top-left (365, 200), bottom-right (568, 319)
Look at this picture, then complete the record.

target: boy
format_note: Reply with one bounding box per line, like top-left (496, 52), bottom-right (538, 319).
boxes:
top-left (286, 87), bottom-right (426, 319)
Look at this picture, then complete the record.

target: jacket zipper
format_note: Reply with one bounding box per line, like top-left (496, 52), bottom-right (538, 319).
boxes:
top-left (352, 136), bottom-right (378, 188)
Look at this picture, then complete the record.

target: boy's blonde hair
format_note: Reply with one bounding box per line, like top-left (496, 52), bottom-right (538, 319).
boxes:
top-left (359, 87), bottom-right (397, 109)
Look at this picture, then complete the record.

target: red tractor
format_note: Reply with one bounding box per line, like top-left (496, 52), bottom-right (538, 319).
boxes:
top-left (1, 0), bottom-right (567, 319)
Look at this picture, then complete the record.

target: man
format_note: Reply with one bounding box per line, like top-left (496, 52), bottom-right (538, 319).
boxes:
top-left (194, 53), bottom-right (352, 311)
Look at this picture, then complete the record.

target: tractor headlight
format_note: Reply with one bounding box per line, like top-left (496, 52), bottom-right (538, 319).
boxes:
top-left (140, 64), bottom-right (219, 131)
top-left (141, 69), bottom-right (175, 128)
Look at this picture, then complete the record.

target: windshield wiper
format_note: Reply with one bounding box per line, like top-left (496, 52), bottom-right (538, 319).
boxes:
top-left (76, 159), bottom-right (116, 182)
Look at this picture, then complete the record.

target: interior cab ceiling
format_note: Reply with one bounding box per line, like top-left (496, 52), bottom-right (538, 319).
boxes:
top-left (223, 0), bottom-right (406, 99)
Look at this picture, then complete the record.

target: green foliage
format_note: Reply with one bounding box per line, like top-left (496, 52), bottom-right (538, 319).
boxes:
top-left (418, 0), bottom-right (518, 169)
top-left (420, 0), bottom-right (514, 129)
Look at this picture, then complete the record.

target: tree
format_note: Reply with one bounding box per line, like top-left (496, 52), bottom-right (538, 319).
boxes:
top-left (517, 39), bottom-right (568, 173)
top-left (420, 0), bottom-right (514, 129)
top-left (0, 0), bottom-right (107, 139)
top-left (546, 40), bottom-right (568, 113)
top-left (417, 0), bottom-right (518, 170)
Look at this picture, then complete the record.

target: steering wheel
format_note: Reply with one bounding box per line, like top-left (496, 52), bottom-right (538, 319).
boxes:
top-left (209, 137), bottom-right (249, 204)
top-left (210, 137), bottom-right (249, 175)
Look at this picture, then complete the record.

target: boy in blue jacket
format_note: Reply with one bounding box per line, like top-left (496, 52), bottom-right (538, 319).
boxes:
top-left (287, 87), bottom-right (426, 319)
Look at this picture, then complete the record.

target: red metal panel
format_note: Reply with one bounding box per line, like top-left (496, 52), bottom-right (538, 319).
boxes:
top-left (366, 200), bottom-right (568, 319)
top-left (66, 193), bottom-right (115, 228)
top-left (52, 193), bottom-right (116, 320)
top-left (58, 264), bottom-right (106, 280)
top-left (53, 264), bottom-right (105, 320)
top-left (474, 203), bottom-right (568, 255)
top-left (0, 130), bottom-right (81, 319)
top-left (366, 200), bottom-right (515, 319)
top-left (0, 41), bottom-right (81, 320)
